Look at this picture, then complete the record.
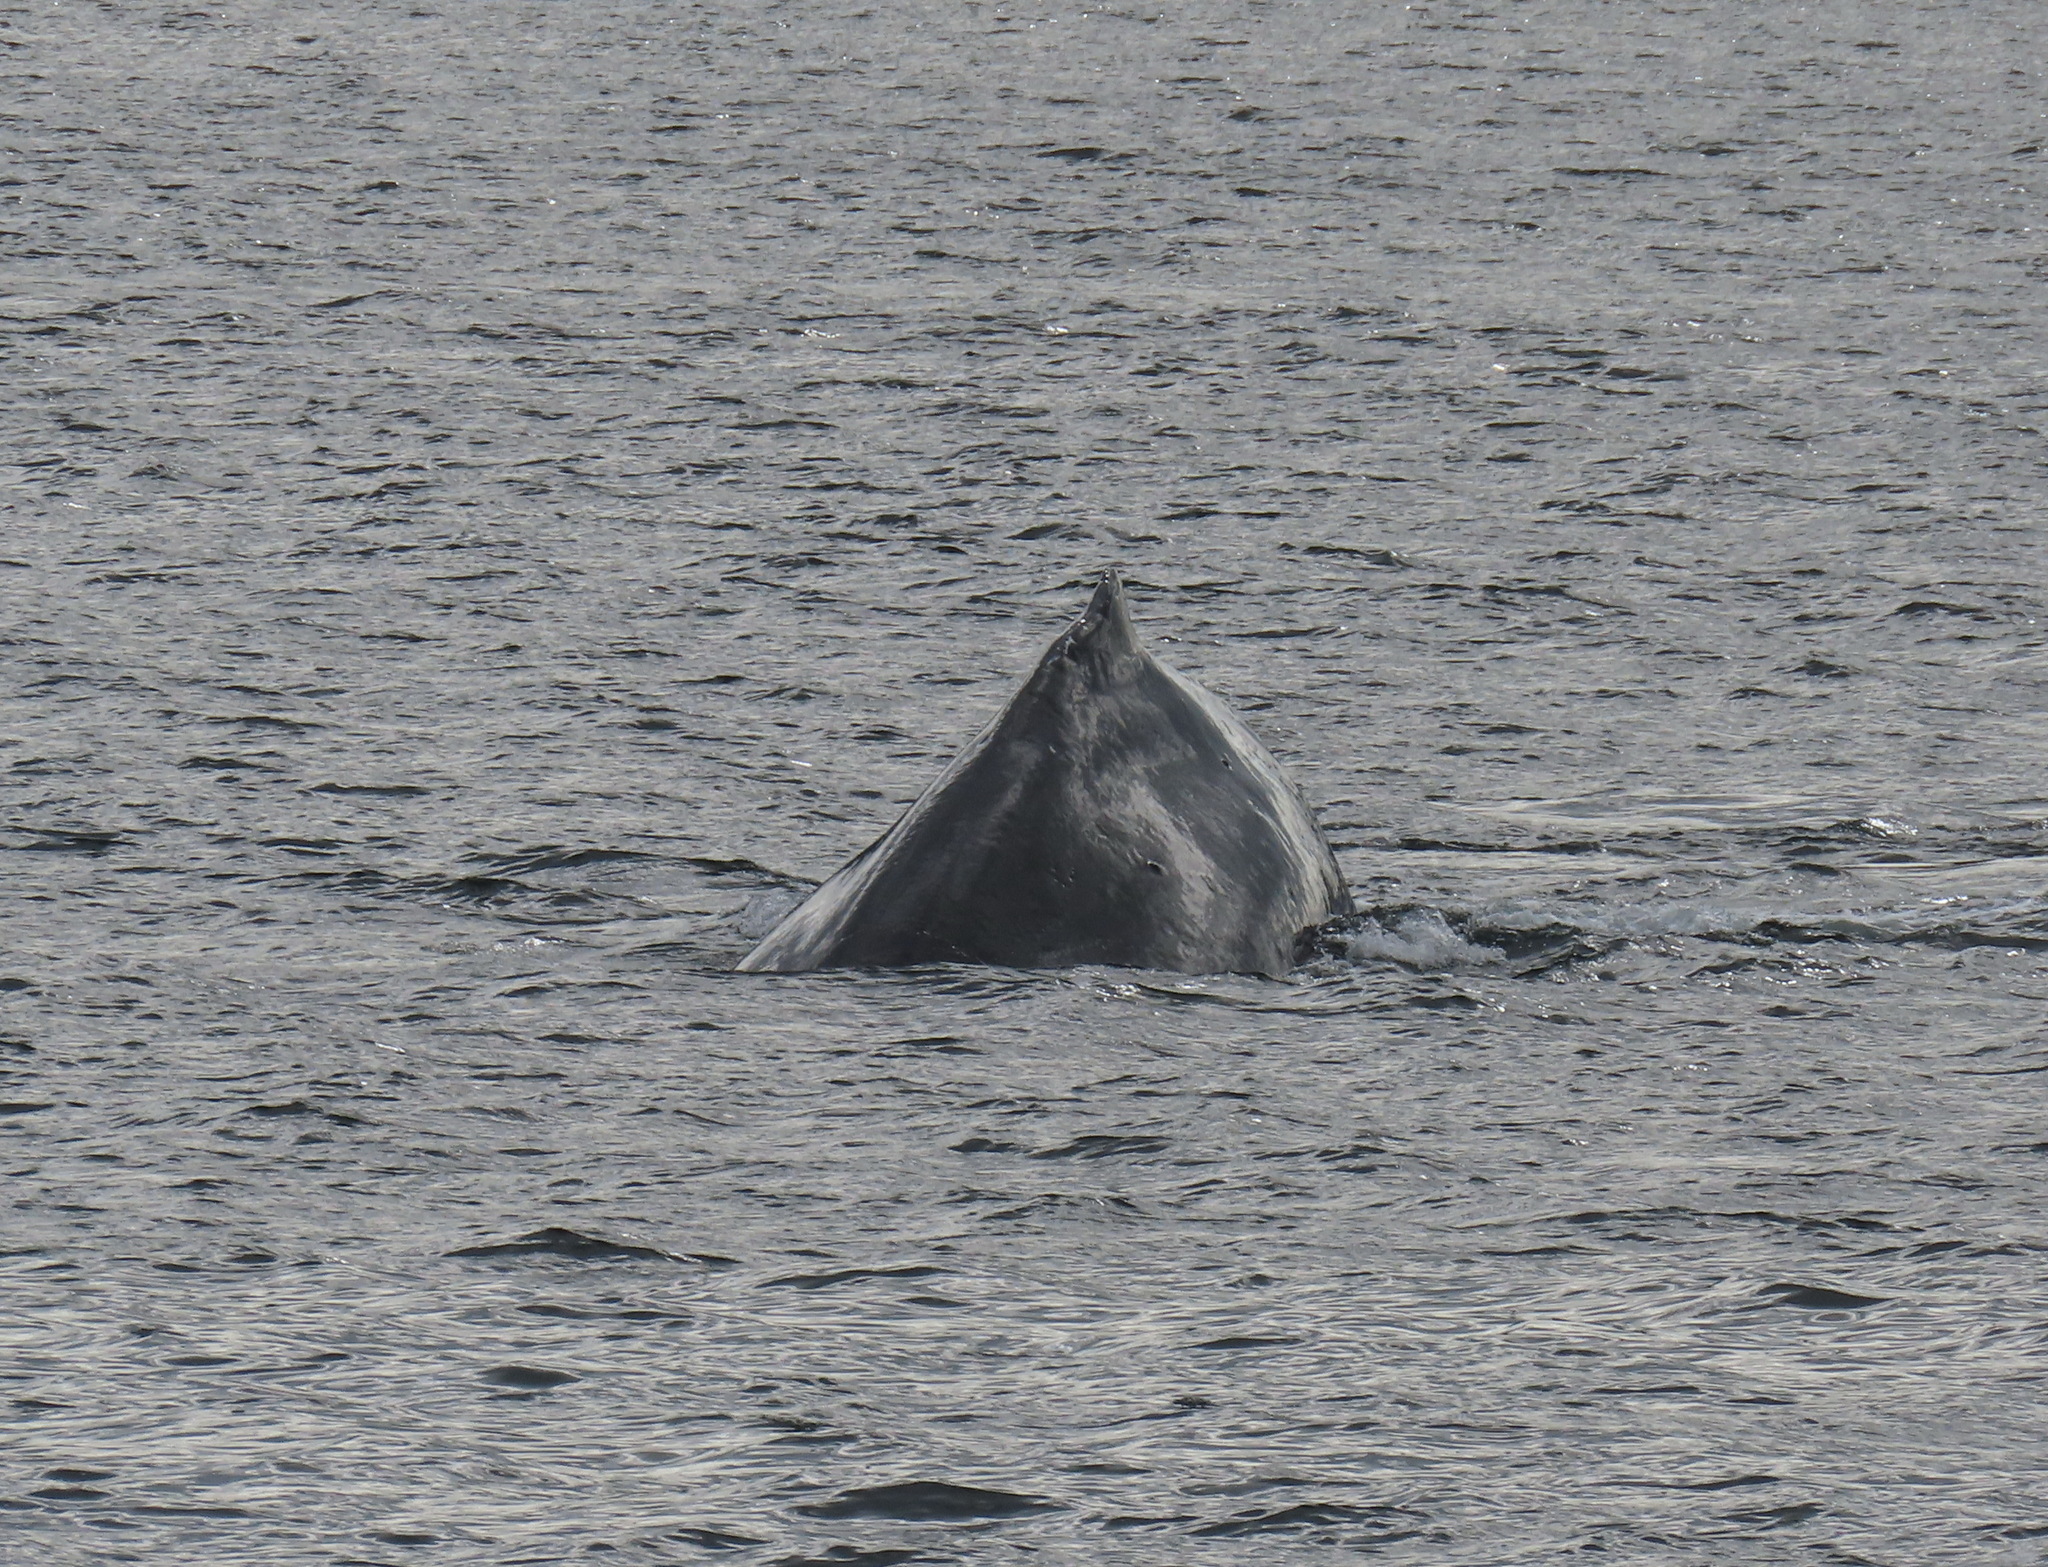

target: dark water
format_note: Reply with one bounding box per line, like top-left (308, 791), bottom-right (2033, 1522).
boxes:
top-left (5, 1), bottom-right (2047, 1561)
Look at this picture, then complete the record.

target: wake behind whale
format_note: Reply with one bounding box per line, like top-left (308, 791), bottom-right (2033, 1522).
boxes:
top-left (738, 572), bottom-right (1353, 977)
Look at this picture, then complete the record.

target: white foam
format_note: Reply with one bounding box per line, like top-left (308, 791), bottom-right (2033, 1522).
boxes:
top-left (1345, 908), bottom-right (1505, 971)
top-left (736, 889), bottom-right (807, 941)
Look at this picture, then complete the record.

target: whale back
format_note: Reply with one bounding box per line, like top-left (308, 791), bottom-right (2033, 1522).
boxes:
top-left (737, 573), bottom-right (1352, 977)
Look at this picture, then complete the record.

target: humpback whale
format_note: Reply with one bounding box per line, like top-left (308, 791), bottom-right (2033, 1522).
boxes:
top-left (737, 572), bottom-right (1353, 977)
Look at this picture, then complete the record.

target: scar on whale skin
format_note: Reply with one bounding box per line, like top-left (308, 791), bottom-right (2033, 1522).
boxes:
top-left (737, 571), bottom-right (1352, 977)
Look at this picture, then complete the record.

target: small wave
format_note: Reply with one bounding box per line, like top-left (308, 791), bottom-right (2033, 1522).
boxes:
top-left (1755, 906), bottom-right (2048, 952)
top-left (683, 854), bottom-right (809, 883)
top-left (303, 781), bottom-right (431, 797)
top-left (1192, 1501), bottom-right (1428, 1540)
top-left (1318, 889), bottom-right (2048, 974)
top-left (760, 1264), bottom-right (949, 1291)
top-left (796, 1480), bottom-right (1058, 1521)
top-left (1744, 1282), bottom-right (1889, 1312)
top-left (446, 1227), bottom-right (675, 1263)
top-left (480, 1364), bottom-right (579, 1390)
top-left (4, 829), bottom-right (132, 854)
top-left (462, 845), bottom-right (655, 876)
top-left (419, 874), bottom-right (591, 907)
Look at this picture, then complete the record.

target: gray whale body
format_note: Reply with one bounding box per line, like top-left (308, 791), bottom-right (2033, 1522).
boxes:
top-left (737, 572), bottom-right (1353, 977)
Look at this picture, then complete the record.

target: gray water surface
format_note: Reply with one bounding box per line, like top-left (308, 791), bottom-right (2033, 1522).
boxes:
top-left (5, 2), bottom-right (2047, 1562)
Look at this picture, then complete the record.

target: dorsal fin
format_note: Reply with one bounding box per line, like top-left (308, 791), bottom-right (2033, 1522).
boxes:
top-left (1064, 569), bottom-right (1141, 660)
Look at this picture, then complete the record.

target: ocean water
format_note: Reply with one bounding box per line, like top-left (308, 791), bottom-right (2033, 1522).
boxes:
top-left (4, 1), bottom-right (2046, 1561)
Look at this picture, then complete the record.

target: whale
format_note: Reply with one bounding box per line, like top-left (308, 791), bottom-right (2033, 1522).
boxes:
top-left (737, 571), bottom-right (1353, 977)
